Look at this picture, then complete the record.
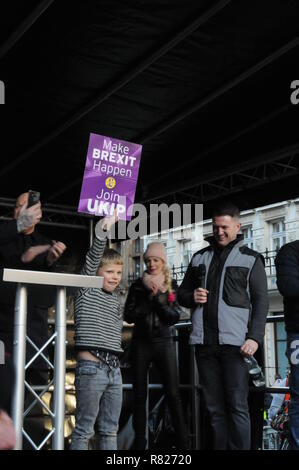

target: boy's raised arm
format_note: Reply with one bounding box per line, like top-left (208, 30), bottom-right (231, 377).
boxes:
top-left (81, 237), bottom-right (107, 276)
top-left (81, 212), bottom-right (118, 277)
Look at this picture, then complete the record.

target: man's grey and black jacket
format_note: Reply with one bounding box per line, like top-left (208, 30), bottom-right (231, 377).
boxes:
top-left (275, 240), bottom-right (299, 333)
top-left (177, 235), bottom-right (269, 346)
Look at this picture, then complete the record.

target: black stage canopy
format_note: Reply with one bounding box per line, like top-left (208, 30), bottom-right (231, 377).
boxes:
top-left (1, 0), bottom-right (299, 220)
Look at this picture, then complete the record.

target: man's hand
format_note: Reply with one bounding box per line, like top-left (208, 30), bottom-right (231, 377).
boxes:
top-left (46, 241), bottom-right (67, 266)
top-left (22, 241), bottom-right (66, 266)
top-left (21, 244), bottom-right (51, 263)
top-left (17, 202), bottom-right (42, 233)
top-left (0, 410), bottom-right (16, 450)
top-left (240, 339), bottom-right (258, 357)
top-left (194, 287), bottom-right (209, 304)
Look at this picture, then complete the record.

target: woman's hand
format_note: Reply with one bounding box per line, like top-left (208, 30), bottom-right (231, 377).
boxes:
top-left (151, 282), bottom-right (159, 296)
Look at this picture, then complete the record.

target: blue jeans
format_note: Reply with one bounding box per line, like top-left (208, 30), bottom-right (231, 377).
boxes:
top-left (286, 333), bottom-right (299, 450)
top-left (70, 359), bottom-right (122, 450)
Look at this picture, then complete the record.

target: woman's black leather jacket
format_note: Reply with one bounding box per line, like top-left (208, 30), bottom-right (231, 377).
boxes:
top-left (124, 278), bottom-right (182, 339)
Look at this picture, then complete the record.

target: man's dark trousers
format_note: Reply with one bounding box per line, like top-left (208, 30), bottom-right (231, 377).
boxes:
top-left (195, 344), bottom-right (250, 450)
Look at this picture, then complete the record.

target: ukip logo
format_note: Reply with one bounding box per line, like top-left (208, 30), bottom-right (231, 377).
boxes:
top-left (105, 177), bottom-right (116, 189)
top-left (0, 80), bottom-right (4, 104)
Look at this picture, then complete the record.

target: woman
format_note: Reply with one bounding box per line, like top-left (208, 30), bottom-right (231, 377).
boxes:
top-left (124, 242), bottom-right (189, 449)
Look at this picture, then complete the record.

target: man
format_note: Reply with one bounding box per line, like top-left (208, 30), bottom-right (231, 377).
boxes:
top-left (275, 241), bottom-right (299, 449)
top-left (0, 200), bottom-right (44, 449)
top-left (0, 200), bottom-right (42, 244)
top-left (178, 202), bottom-right (268, 449)
top-left (0, 192), bottom-right (67, 370)
top-left (0, 193), bottom-right (67, 449)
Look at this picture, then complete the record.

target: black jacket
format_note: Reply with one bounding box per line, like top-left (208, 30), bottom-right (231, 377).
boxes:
top-left (0, 220), bottom-right (19, 245)
top-left (124, 278), bottom-right (182, 340)
top-left (275, 240), bottom-right (299, 333)
top-left (0, 229), bottom-right (57, 359)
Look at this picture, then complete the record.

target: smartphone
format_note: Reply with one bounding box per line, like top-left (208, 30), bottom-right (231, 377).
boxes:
top-left (27, 190), bottom-right (40, 208)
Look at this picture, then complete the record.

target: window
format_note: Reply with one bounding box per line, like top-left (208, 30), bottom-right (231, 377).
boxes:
top-left (242, 226), bottom-right (254, 249)
top-left (115, 242), bottom-right (121, 254)
top-left (180, 240), bottom-right (190, 267)
top-left (134, 258), bottom-right (141, 277)
top-left (274, 313), bottom-right (288, 378)
top-left (271, 220), bottom-right (286, 251)
top-left (135, 238), bottom-right (140, 254)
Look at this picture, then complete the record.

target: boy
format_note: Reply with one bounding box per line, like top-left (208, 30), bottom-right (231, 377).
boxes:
top-left (71, 214), bottom-right (123, 450)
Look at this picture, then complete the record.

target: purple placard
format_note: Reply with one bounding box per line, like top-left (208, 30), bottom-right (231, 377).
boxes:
top-left (78, 133), bottom-right (142, 220)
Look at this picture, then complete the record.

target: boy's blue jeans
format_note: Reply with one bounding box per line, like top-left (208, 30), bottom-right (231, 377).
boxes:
top-left (70, 359), bottom-right (122, 450)
top-left (286, 333), bottom-right (299, 450)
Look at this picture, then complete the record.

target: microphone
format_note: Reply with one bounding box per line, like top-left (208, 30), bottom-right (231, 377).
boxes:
top-left (193, 265), bottom-right (206, 289)
top-left (243, 356), bottom-right (265, 388)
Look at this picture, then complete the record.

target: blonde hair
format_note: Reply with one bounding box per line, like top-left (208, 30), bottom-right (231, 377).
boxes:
top-left (98, 248), bottom-right (123, 268)
top-left (162, 263), bottom-right (173, 293)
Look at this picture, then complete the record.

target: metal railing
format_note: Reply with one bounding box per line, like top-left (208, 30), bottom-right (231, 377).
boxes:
top-left (263, 248), bottom-right (279, 277)
top-left (262, 314), bottom-right (290, 451)
top-left (3, 268), bottom-right (102, 450)
top-left (119, 321), bottom-right (199, 450)
top-left (128, 247), bottom-right (279, 283)
top-left (127, 249), bottom-right (289, 450)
